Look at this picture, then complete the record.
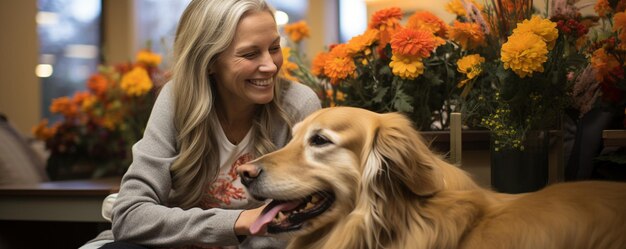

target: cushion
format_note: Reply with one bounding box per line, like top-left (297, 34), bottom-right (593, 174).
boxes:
top-left (0, 114), bottom-right (48, 185)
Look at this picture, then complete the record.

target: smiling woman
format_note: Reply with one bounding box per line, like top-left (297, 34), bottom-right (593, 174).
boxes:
top-left (79, 0), bottom-right (321, 248)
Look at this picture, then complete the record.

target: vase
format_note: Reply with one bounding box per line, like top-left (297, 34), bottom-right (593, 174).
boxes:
top-left (46, 154), bottom-right (126, 180)
top-left (565, 107), bottom-right (616, 181)
top-left (46, 155), bottom-right (97, 181)
top-left (490, 130), bottom-right (549, 193)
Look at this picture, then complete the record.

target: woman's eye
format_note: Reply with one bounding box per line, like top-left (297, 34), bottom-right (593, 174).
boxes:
top-left (242, 52), bottom-right (257, 58)
top-left (270, 46), bottom-right (281, 53)
top-left (309, 134), bottom-right (332, 146)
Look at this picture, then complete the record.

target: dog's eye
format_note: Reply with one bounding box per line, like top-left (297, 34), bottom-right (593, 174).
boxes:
top-left (309, 134), bottom-right (332, 146)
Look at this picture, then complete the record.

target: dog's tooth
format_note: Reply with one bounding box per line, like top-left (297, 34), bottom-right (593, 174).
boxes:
top-left (311, 195), bottom-right (319, 203)
top-left (305, 202), bottom-right (315, 210)
top-left (277, 211), bottom-right (286, 222)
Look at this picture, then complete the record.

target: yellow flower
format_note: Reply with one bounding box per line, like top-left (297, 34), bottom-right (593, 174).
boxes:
top-left (284, 20), bottom-right (310, 43)
top-left (613, 11), bottom-right (626, 42)
top-left (445, 0), bottom-right (484, 16)
top-left (501, 32), bottom-right (548, 78)
top-left (445, 0), bottom-right (467, 16)
top-left (120, 67), bottom-right (153, 96)
top-left (279, 47), bottom-right (299, 81)
top-left (389, 55), bottom-right (424, 79)
top-left (346, 29), bottom-right (379, 55)
top-left (326, 89), bottom-right (346, 107)
top-left (81, 94), bottom-right (98, 112)
top-left (513, 16), bottom-right (559, 49)
top-left (457, 54), bottom-right (485, 87)
top-left (323, 44), bottom-right (356, 85)
top-left (136, 50), bottom-right (162, 67)
top-left (449, 21), bottom-right (485, 50)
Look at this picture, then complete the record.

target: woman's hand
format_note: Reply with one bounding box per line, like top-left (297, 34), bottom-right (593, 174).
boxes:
top-left (234, 204), bottom-right (267, 236)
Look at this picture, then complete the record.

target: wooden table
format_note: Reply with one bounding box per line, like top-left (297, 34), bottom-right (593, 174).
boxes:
top-left (0, 177), bottom-right (120, 222)
top-left (603, 130), bottom-right (626, 147)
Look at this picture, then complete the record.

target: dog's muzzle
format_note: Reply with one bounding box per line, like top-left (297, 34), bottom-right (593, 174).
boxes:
top-left (238, 164), bottom-right (262, 187)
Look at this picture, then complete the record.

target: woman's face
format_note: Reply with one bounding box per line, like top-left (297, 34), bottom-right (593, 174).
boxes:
top-left (211, 10), bottom-right (283, 107)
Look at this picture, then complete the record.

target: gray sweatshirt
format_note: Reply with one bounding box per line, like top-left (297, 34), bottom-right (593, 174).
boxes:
top-left (86, 80), bottom-right (321, 248)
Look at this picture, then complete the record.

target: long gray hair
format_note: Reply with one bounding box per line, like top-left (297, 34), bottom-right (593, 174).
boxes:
top-left (170, 0), bottom-right (291, 209)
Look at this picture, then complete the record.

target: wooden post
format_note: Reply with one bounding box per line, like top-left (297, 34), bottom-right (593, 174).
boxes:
top-left (450, 112), bottom-right (462, 165)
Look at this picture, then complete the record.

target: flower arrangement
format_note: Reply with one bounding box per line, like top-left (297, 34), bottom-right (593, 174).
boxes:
top-left (448, 0), bottom-right (589, 151)
top-left (281, 10), bottom-right (465, 130)
top-left (281, 1), bottom-right (590, 149)
top-left (572, 0), bottom-right (626, 127)
top-left (32, 50), bottom-right (167, 180)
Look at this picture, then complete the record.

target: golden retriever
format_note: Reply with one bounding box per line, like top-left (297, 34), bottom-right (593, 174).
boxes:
top-left (237, 107), bottom-right (626, 249)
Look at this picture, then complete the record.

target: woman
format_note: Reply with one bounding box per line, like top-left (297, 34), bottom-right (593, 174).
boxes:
top-left (81, 0), bottom-right (321, 248)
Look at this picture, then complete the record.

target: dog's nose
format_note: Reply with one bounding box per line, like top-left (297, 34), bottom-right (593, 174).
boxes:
top-left (237, 164), bottom-right (262, 187)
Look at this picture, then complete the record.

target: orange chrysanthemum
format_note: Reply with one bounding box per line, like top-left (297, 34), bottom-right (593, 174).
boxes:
top-left (390, 28), bottom-right (445, 58)
top-left (120, 67), bottom-right (153, 97)
top-left (368, 7), bottom-right (403, 31)
top-left (50, 96), bottom-right (78, 118)
top-left (279, 47), bottom-right (298, 81)
top-left (32, 119), bottom-right (59, 140)
top-left (346, 29), bottom-right (379, 55)
top-left (87, 73), bottom-right (109, 96)
top-left (595, 0), bottom-right (611, 18)
top-left (448, 21), bottom-right (486, 50)
top-left (136, 50), bottom-right (162, 66)
top-left (591, 48), bottom-right (621, 81)
top-left (323, 44), bottom-right (356, 85)
top-left (499, 0), bottom-right (524, 13)
top-left (613, 11), bottom-right (626, 42)
top-left (406, 11), bottom-right (449, 38)
top-left (311, 51), bottom-right (330, 77)
top-left (369, 7), bottom-right (404, 47)
top-left (284, 20), bottom-right (310, 43)
top-left (72, 91), bottom-right (91, 105)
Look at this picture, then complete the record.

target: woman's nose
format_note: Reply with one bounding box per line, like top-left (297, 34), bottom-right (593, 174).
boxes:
top-left (258, 53), bottom-right (278, 73)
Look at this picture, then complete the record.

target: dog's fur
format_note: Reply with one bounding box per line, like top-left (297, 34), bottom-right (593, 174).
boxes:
top-left (243, 107), bottom-right (626, 249)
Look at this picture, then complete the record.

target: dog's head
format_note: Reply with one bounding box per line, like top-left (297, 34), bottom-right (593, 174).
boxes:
top-left (238, 107), bottom-right (445, 237)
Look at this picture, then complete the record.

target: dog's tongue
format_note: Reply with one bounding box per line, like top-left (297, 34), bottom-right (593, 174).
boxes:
top-left (250, 201), bottom-right (300, 235)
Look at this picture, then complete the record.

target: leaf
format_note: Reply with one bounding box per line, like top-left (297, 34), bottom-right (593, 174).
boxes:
top-left (495, 65), bottom-right (509, 83)
top-left (378, 65), bottom-right (391, 75)
top-left (424, 71), bottom-right (443, 86)
top-left (372, 86), bottom-right (389, 103)
top-left (595, 152), bottom-right (626, 165)
top-left (394, 91), bottom-right (414, 112)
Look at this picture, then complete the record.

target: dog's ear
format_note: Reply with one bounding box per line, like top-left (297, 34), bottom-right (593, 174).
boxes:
top-left (365, 112), bottom-right (445, 197)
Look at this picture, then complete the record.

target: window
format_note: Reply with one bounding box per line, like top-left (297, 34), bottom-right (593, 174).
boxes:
top-left (37, 0), bottom-right (101, 121)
